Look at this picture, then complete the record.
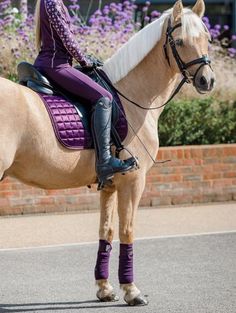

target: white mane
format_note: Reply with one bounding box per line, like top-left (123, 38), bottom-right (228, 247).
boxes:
top-left (103, 8), bottom-right (210, 84)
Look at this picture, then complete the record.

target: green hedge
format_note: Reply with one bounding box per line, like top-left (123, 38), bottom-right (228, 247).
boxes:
top-left (158, 98), bottom-right (236, 146)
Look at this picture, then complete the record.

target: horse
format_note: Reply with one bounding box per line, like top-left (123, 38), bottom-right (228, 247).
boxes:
top-left (0, 0), bottom-right (215, 306)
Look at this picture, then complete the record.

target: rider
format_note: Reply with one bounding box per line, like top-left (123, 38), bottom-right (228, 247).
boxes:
top-left (33, 0), bottom-right (136, 187)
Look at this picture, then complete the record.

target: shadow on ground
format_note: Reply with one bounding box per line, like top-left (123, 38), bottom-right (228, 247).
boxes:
top-left (0, 300), bottom-right (127, 312)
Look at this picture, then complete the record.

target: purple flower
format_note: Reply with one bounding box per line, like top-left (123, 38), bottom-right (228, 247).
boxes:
top-left (214, 24), bottom-right (221, 30)
top-left (151, 10), bottom-right (161, 18)
top-left (202, 16), bottom-right (209, 23)
top-left (210, 29), bottom-right (220, 39)
top-left (228, 48), bottom-right (236, 54)
top-left (94, 10), bottom-right (102, 16)
top-left (103, 8), bottom-right (109, 15)
top-left (69, 4), bottom-right (80, 11)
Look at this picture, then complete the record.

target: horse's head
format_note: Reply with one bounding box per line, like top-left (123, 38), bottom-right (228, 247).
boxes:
top-left (164, 0), bottom-right (215, 94)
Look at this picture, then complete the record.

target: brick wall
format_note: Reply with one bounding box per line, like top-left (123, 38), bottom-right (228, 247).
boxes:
top-left (0, 144), bottom-right (235, 216)
top-left (140, 144), bottom-right (236, 207)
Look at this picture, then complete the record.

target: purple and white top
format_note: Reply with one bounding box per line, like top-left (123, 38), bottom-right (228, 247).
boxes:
top-left (34, 0), bottom-right (88, 68)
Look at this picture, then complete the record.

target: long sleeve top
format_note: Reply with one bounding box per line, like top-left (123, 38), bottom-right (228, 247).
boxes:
top-left (34, 0), bottom-right (88, 68)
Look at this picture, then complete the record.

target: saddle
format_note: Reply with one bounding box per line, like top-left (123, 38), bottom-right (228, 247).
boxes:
top-left (17, 62), bottom-right (128, 151)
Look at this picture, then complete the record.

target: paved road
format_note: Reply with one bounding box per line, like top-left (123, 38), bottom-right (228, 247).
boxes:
top-left (0, 232), bottom-right (235, 313)
top-left (1, 203), bottom-right (236, 249)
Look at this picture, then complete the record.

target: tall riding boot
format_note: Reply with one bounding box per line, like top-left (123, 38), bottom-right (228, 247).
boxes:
top-left (91, 97), bottom-right (136, 189)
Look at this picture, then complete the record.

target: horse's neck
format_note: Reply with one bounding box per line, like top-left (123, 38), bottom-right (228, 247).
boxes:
top-left (115, 41), bottom-right (178, 140)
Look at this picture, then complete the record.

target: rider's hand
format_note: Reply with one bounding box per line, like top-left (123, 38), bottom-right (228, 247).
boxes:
top-left (80, 59), bottom-right (93, 68)
top-left (82, 55), bottom-right (104, 69)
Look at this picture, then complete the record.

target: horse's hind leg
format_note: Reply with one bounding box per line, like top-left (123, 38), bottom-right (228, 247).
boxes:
top-left (117, 173), bottom-right (148, 306)
top-left (95, 185), bottom-right (119, 302)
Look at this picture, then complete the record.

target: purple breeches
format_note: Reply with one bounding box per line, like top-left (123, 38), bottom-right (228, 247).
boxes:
top-left (95, 240), bottom-right (134, 284)
top-left (36, 66), bottom-right (113, 104)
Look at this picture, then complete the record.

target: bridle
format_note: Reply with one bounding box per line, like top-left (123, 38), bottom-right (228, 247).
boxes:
top-left (163, 17), bottom-right (212, 95)
top-left (98, 17), bottom-right (212, 111)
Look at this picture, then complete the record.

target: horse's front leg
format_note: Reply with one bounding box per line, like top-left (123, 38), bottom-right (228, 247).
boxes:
top-left (95, 185), bottom-right (119, 302)
top-left (117, 174), bottom-right (148, 306)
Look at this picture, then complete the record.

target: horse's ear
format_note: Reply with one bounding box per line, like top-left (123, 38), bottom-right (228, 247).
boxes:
top-left (192, 0), bottom-right (205, 18)
top-left (172, 0), bottom-right (183, 23)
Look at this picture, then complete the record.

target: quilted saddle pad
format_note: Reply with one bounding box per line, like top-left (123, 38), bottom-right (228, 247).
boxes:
top-left (38, 93), bottom-right (128, 150)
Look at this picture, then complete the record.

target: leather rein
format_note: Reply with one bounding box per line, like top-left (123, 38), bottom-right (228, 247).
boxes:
top-left (102, 17), bottom-right (212, 110)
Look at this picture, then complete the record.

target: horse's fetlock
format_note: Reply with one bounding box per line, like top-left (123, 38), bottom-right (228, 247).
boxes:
top-left (96, 279), bottom-right (111, 289)
top-left (121, 283), bottom-right (141, 302)
top-left (96, 279), bottom-right (114, 298)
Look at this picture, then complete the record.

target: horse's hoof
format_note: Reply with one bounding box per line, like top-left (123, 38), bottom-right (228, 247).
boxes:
top-left (125, 295), bottom-right (149, 306)
top-left (97, 292), bottom-right (119, 302)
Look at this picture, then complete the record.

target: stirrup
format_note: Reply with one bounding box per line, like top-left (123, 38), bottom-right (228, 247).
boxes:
top-left (123, 156), bottom-right (139, 171)
top-left (115, 146), bottom-right (140, 171)
top-left (97, 177), bottom-right (114, 191)
top-left (97, 162), bottom-right (133, 191)
top-left (97, 157), bottom-right (139, 191)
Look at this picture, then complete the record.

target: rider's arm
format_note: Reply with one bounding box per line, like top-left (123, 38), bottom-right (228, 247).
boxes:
top-left (45, 0), bottom-right (88, 66)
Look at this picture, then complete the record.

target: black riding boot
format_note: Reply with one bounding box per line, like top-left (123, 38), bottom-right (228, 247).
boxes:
top-left (91, 97), bottom-right (136, 189)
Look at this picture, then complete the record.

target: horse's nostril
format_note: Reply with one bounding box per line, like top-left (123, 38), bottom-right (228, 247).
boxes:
top-left (210, 78), bottom-right (215, 88)
top-left (200, 76), bottom-right (207, 86)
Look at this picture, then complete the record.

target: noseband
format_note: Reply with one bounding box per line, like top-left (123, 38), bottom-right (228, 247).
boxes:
top-left (163, 18), bottom-right (212, 90)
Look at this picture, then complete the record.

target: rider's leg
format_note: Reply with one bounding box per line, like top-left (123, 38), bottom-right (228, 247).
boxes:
top-left (39, 66), bottom-right (113, 103)
top-left (91, 96), bottom-right (135, 188)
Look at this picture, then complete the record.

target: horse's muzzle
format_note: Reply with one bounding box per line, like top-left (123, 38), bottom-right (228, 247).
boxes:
top-left (194, 65), bottom-right (216, 94)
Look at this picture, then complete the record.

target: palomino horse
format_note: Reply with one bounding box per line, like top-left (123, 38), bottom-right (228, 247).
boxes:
top-left (0, 0), bottom-right (214, 306)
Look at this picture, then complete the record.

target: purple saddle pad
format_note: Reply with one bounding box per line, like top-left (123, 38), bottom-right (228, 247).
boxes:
top-left (38, 93), bottom-right (128, 150)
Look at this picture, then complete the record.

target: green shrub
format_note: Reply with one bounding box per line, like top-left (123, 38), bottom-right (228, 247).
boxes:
top-left (158, 98), bottom-right (236, 146)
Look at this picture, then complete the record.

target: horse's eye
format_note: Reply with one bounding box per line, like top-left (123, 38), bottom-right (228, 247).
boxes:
top-left (175, 39), bottom-right (184, 46)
